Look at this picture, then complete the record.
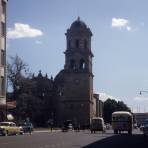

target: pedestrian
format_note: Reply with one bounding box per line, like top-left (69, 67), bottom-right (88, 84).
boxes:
top-left (28, 122), bottom-right (33, 135)
top-left (50, 122), bottom-right (53, 132)
top-left (47, 119), bottom-right (53, 132)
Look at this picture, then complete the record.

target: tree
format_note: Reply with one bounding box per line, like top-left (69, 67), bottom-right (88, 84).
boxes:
top-left (103, 98), bottom-right (117, 123)
top-left (7, 55), bottom-right (54, 126)
top-left (7, 55), bottom-right (29, 99)
top-left (103, 98), bottom-right (131, 123)
top-left (117, 101), bottom-right (131, 112)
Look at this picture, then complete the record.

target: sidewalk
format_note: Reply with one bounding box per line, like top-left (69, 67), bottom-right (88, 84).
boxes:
top-left (34, 128), bottom-right (61, 133)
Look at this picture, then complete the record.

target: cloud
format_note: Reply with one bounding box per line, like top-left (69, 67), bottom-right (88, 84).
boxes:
top-left (7, 23), bottom-right (43, 39)
top-left (95, 92), bottom-right (120, 102)
top-left (111, 18), bottom-right (131, 31)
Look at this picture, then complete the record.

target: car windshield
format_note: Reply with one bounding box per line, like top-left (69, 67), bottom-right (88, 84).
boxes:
top-left (92, 119), bottom-right (102, 124)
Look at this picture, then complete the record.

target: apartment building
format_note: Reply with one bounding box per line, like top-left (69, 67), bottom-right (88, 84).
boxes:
top-left (0, 0), bottom-right (7, 121)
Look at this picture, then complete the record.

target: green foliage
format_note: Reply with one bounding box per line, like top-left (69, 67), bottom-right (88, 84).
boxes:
top-left (7, 55), bottom-right (54, 127)
top-left (7, 55), bottom-right (29, 99)
top-left (103, 98), bottom-right (131, 123)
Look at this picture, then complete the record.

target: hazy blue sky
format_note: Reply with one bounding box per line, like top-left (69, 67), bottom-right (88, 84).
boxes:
top-left (7, 0), bottom-right (148, 112)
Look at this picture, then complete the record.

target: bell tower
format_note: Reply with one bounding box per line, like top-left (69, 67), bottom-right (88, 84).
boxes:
top-left (54, 17), bottom-right (94, 126)
top-left (64, 17), bottom-right (93, 74)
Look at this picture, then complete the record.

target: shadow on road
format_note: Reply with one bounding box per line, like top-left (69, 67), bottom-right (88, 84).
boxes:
top-left (82, 134), bottom-right (148, 148)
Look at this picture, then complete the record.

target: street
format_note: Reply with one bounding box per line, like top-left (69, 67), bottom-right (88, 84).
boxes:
top-left (0, 129), bottom-right (147, 148)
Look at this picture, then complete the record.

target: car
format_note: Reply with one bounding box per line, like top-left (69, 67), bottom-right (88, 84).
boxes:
top-left (142, 119), bottom-right (148, 138)
top-left (62, 120), bottom-right (73, 132)
top-left (68, 123), bottom-right (73, 130)
top-left (105, 123), bottom-right (111, 130)
top-left (0, 122), bottom-right (23, 136)
top-left (20, 122), bottom-right (33, 133)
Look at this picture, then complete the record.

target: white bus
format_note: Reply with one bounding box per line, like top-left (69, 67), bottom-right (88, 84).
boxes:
top-left (90, 117), bottom-right (105, 133)
top-left (112, 111), bottom-right (133, 134)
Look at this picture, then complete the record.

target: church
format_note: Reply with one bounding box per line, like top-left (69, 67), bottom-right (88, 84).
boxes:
top-left (53, 17), bottom-right (102, 126)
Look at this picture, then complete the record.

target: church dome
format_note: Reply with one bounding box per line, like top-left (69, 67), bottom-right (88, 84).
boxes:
top-left (70, 17), bottom-right (87, 30)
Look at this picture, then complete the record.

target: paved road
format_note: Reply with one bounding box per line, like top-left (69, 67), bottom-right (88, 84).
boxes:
top-left (0, 129), bottom-right (147, 148)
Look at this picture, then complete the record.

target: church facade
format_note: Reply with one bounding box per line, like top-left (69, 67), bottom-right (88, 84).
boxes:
top-left (54, 17), bottom-right (97, 126)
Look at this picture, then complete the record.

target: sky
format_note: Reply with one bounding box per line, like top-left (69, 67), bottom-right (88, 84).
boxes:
top-left (7, 0), bottom-right (148, 113)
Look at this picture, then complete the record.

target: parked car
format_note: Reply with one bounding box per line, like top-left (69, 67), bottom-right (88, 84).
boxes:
top-left (142, 119), bottom-right (148, 138)
top-left (62, 120), bottom-right (73, 132)
top-left (20, 122), bottom-right (33, 133)
top-left (0, 122), bottom-right (23, 136)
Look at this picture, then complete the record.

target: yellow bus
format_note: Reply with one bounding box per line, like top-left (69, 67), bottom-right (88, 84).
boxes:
top-left (112, 111), bottom-right (133, 134)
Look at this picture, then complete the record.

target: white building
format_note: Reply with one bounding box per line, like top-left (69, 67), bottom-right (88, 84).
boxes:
top-left (0, 0), bottom-right (7, 121)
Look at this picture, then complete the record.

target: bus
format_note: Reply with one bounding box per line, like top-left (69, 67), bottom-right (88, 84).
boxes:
top-left (112, 111), bottom-right (133, 134)
top-left (90, 117), bottom-right (106, 133)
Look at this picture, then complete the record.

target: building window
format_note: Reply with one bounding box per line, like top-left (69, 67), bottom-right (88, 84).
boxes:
top-left (80, 59), bottom-right (86, 70)
top-left (84, 40), bottom-right (87, 48)
top-left (1, 50), bottom-right (5, 66)
top-left (70, 59), bottom-right (76, 69)
top-left (0, 77), bottom-right (5, 96)
top-left (2, 1), bottom-right (6, 14)
top-left (75, 40), bottom-right (79, 48)
top-left (1, 22), bottom-right (5, 36)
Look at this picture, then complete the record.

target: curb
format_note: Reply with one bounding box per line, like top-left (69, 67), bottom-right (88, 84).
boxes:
top-left (34, 130), bottom-right (61, 133)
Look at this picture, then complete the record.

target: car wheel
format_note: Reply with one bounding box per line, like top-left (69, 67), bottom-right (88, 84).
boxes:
top-left (20, 131), bottom-right (24, 135)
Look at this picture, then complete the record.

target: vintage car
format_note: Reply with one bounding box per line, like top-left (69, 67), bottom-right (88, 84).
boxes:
top-left (0, 122), bottom-right (23, 136)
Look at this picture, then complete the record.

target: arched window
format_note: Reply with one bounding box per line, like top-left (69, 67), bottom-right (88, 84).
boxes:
top-left (80, 59), bottom-right (86, 70)
top-left (84, 39), bottom-right (87, 48)
top-left (75, 39), bottom-right (79, 48)
top-left (70, 59), bottom-right (76, 69)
